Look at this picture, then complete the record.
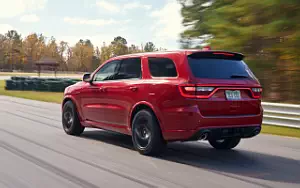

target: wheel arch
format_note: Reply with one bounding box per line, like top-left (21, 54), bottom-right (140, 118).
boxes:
top-left (62, 96), bottom-right (83, 121)
top-left (129, 102), bottom-right (164, 131)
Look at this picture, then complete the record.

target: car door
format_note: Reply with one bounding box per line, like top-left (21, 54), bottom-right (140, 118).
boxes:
top-left (80, 60), bottom-right (120, 123)
top-left (101, 57), bottom-right (142, 127)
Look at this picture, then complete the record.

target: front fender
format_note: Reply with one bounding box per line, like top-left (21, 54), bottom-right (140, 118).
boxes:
top-left (62, 95), bottom-right (84, 122)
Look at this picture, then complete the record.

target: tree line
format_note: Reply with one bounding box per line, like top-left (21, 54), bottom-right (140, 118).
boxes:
top-left (178, 0), bottom-right (300, 103)
top-left (0, 30), bottom-right (165, 72)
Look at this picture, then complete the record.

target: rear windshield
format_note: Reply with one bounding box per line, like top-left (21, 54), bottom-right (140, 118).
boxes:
top-left (188, 57), bottom-right (256, 80)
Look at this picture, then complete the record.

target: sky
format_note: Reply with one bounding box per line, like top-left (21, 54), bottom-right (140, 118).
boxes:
top-left (0, 0), bottom-right (184, 50)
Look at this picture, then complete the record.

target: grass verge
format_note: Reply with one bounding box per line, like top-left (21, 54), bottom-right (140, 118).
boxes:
top-left (0, 80), bottom-right (63, 104)
top-left (261, 125), bottom-right (300, 139)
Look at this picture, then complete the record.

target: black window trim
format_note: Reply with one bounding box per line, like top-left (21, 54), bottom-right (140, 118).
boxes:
top-left (147, 57), bottom-right (178, 78)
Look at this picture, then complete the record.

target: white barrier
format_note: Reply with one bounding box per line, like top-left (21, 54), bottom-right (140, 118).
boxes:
top-left (262, 102), bottom-right (300, 128)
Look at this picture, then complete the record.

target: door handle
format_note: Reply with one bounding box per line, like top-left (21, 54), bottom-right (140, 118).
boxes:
top-left (99, 87), bottom-right (107, 92)
top-left (129, 86), bottom-right (138, 92)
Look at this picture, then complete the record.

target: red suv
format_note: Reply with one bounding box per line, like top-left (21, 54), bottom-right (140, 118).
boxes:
top-left (62, 50), bottom-right (263, 155)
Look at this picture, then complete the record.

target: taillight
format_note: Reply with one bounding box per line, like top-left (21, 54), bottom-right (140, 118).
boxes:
top-left (179, 85), bottom-right (263, 99)
top-left (179, 85), bottom-right (215, 98)
top-left (251, 88), bottom-right (263, 99)
top-left (180, 86), bottom-right (196, 97)
top-left (252, 88), bottom-right (262, 93)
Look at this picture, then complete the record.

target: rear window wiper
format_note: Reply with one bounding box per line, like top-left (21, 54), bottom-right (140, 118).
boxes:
top-left (230, 74), bottom-right (249, 78)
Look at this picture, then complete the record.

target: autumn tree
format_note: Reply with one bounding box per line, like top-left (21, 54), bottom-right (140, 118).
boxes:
top-left (58, 41), bottom-right (68, 71)
top-left (36, 34), bottom-right (47, 60)
top-left (0, 34), bottom-right (6, 69)
top-left (22, 33), bottom-right (39, 71)
top-left (72, 39), bottom-right (94, 72)
top-left (111, 36), bottom-right (128, 56)
top-left (4, 30), bottom-right (22, 71)
top-left (0, 31), bottom-right (168, 73)
top-left (45, 37), bottom-right (59, 58)
top-left (91, 46), bottom-right (101, 71)
top-left (128, 44), bottom-right (142, 54)
top-left (100, 42), bottom-right (114, 63)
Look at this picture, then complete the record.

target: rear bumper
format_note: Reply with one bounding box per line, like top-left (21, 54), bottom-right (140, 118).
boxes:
top-left (161, 103), bottom-right (263, 141)
top-left (163, 124), bottom-right (261, 141)
top-left (188, 125), bottom-right (261, 141)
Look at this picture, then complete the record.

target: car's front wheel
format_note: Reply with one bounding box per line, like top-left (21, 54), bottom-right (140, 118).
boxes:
top-left (208, 137), bottom-right (241, 150)
top-left (62, 100), bottom-right (85, 136)
top-left (132, 109), bottom-right (166, 156)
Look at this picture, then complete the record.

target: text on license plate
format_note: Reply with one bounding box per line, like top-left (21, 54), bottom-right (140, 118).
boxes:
top-left (225, 90), bottom-right (241, 100)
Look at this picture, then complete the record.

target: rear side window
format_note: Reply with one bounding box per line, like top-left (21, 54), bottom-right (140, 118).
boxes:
top-left (148, 57), bottom-right (177, 77)
top-left (188, 57), bottom-right (256, 80)
top-left (117, 58), bottom-right (142, 79)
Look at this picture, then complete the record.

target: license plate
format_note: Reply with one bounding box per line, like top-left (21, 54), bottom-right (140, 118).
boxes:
top-left (225, 90), bottom-right (241, 100)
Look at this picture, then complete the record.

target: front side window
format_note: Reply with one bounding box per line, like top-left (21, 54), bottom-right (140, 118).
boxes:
top-left (93, 60), bottom-right (120, 81)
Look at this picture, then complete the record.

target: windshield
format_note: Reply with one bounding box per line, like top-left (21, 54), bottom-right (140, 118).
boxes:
top-left (188, 57), bottom-right (257, 80)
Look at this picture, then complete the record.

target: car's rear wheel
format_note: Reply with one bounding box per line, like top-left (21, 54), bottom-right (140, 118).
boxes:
top-left (132, 109), bottom-right (166, 156)
top-left (208, 137), bottom-right (241, 150)
top-left (62, 100), bottom-right (85, 136)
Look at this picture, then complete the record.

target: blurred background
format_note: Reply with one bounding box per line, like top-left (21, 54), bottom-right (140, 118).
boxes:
top-left (178, 0), bottom-right (300, 104)
top-left (0, 0), bottom-right (299, 103)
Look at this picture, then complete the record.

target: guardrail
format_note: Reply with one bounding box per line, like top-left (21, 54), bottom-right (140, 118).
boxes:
top-left (262, 102), bottom-right (300, 128)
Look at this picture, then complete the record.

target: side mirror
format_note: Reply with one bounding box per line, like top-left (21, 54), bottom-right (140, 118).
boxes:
top-left (82, 73), bottom-right (91, 82)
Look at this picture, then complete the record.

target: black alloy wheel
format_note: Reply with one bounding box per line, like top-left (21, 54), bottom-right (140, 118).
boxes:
top-left (132, 109), bottom-right (166, 155)
top-left (62, 101), bottom-right (85, 136)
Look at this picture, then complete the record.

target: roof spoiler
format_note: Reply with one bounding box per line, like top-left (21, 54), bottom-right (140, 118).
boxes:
top-left (187, 51), bottom-right (245, 60)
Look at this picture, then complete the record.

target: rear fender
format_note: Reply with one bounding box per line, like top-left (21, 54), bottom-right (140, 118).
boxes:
top-left (129, 101), bottom-right (164, 131)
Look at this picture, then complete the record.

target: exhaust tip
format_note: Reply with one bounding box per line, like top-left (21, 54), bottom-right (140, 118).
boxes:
top-left (253, 127), bottom-right (261, 136)
top-left (199, 132), bottom-right (209, 141)
top-left (254, 130), bottom-right (260, 135)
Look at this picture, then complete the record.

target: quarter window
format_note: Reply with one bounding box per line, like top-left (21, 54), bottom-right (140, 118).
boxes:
top-left (148, 57), bottom-right (177, 77)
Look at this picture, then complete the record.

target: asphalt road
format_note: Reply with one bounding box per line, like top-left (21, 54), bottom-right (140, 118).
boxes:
top-left (0, 95), bottom-right (299, 188)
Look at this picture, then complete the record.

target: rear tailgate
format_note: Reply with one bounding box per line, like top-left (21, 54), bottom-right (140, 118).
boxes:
top-left (182, 51), bottom-right (262, 117)
top-left (192, 86), bottom-right (262, 117)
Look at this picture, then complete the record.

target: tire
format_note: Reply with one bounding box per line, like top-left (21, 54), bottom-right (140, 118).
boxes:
top-left (132, 109), bottom-right (166, 156)
top-left (62, 100), bottom-right (85, 136)
top-left (208, 137), bottom-right (241, 150)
